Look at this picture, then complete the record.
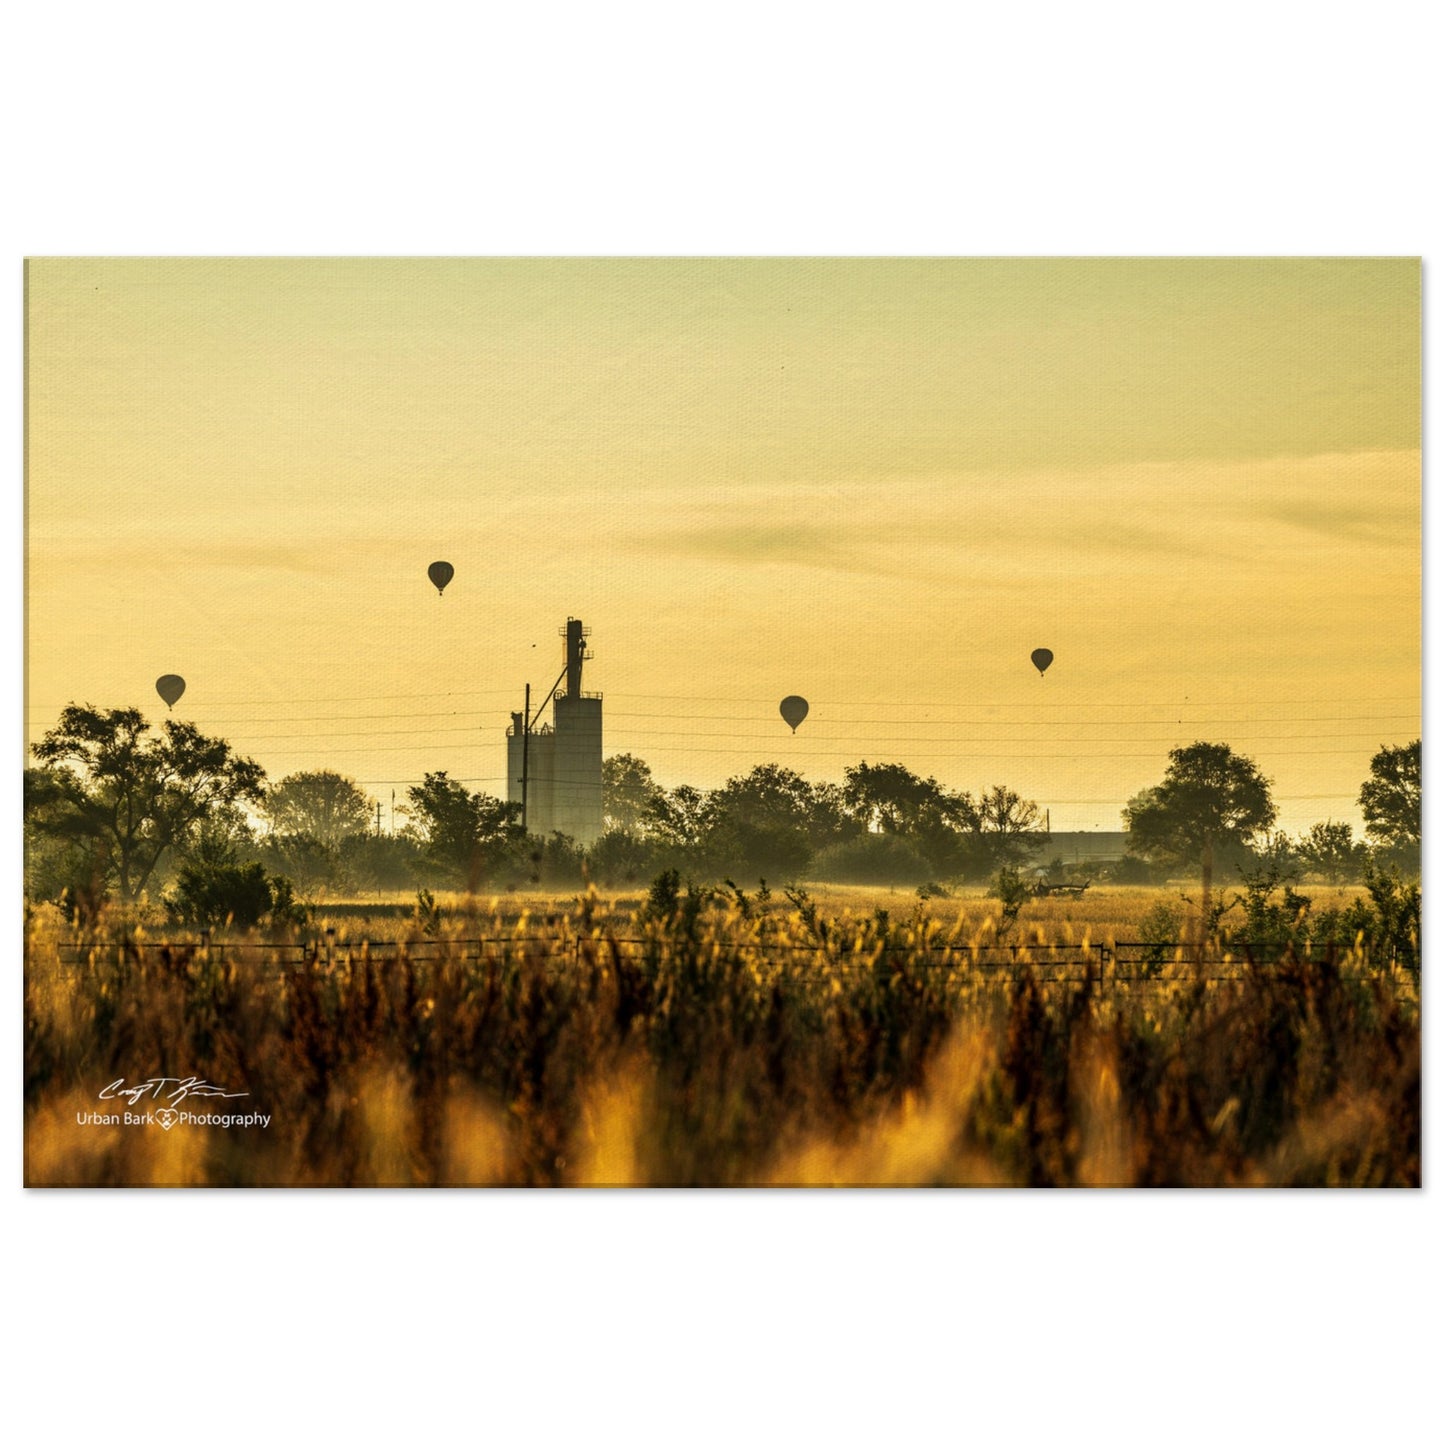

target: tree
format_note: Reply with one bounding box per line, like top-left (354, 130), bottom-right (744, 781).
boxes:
top-left (28, 705), bottom-right (266, 903)
top-left (1249, 829), bottom-right (1300, 882)
top-left (698, 765), bottom-right (819, 877)
top-left (842, 761), bottom-right (951, 834)
top-left (1123, 741), bottom-right (1276, 920)
top-left (24, 766), bottom-right (110, 917)
top-left (969, 785), bottom-right (1048, 871)
top-left (261, 830), bottom-right (342, 899)
top-left (404, 772), bottom-right (522, 888)
top-left (336, 832), bottom-right (427, 894)
top-left (587, 827), bottom-right (659, 886)
top-left (1296, 821), bottom-right (1367, 885)
top-left (707, 764), bottom-right (816, 827)
top-left (805, 780), bottom-right (854, 850)
top-left (644, 784), bottom-right (710, 852)
top-left (1359, 740), bottom-right (1420, 869)
top-left (839, 761), bottom-right (979, 876)
top-left (262, 770), bottom-right (374, 845)
top-left (601, 754), bottom-right (662, 834)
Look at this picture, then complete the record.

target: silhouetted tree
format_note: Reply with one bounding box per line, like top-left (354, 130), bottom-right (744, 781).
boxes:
top-left (839, 761), bottom-right (982, 876)
top-left (337, 832), bottom-right (427, 893)
top-left (261, 831), bottom-right (342, 898)
top-left (1249, 829), bottom-right (1301, 882)
top-left (644, 784), bottom-right (710, 853)
top-left (404, 772), bottom-right (522, 889)
top-left (28, 704), bottom-right (266, 903)
top-left (23, 766), bottom-right (110, 917)
top-left (262, 770), bottom-right (373, 845)
top-left (1359, 739), bottom-right (1420, 871)
top-left (1124, 742), bottom-right (1276, 922)
top-left (699, 764), bottom-right (818, 878)
top-left (842, 761), bottom-right (951, 833)
top-left (1296, 821), bottom-right (1367, 885)
top-left (968, 785), bottom-right (1049, 872)
top-left (587, 828), bottom-right (659, 886)
top-left (602, 753), bottom-right (663, 834)
top-left (805, 780), bottom-right (855, 851)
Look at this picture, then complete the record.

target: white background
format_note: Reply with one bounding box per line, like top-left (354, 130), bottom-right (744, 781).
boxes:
top-left (3, 4), bottom-right (1438, 1441)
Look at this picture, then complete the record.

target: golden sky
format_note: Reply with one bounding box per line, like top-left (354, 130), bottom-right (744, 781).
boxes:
top-left (24, 258), bottom-right (1420, 832)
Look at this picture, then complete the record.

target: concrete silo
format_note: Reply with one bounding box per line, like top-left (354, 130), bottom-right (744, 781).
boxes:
top-left (507, 617), bottom-right (603, 844)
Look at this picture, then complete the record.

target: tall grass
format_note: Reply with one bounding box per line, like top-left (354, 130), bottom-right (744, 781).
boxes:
top-left (23, 888), bottom-right (1418, 1186)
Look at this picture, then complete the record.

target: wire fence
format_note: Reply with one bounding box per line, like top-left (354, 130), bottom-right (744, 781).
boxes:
top-left (50, 933), bottom-right (1414, 989)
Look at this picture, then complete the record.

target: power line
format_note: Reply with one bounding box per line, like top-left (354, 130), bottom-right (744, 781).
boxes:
top-left (205, 724), bottom-right (1413, 745)
top-left (203, 740), bottom-right (1392, 760)
top-left (25, 688), bottom-right (522, 709)
top-left (602, 710), bottom-right (1421, 726)
top-left (609, 692), bottom-right (1420, 709)
top-left (25, 705), bottom-right (1421, 729)
top-left (146, 709), bottom-right (1419, 734)
top-left (25, 690), bottom-right (1421, 712)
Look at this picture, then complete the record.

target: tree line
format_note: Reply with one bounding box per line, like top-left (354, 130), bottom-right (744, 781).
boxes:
top-left (23, 703), bottom-right (1420, 925)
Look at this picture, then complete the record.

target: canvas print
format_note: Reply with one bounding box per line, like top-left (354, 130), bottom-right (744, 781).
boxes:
top-left (22, 258), bottom-right (1420, 1186)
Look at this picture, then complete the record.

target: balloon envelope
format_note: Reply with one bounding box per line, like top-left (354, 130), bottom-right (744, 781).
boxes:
top-left (156, 674), bottom-right (186, 709)
top-left (1030, 648), bottom-right (1054, 676)
top-left (779, 695), bottom-right (809, 732)
top-left (428, 560), bottom-right (454, 595)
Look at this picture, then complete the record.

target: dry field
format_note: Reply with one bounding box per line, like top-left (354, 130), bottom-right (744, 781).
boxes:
top-left (287, 881), bottom-right (1378, 941)
top-left (24, 883), bottom-right (1418, 1187)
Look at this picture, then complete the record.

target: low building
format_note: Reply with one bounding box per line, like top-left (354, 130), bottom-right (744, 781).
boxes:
top-left (1024, 831), bottom-right (1131, 866)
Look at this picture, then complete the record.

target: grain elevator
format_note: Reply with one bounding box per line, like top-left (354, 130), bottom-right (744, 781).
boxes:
top-left (507, 618), bottom-right (603, 844)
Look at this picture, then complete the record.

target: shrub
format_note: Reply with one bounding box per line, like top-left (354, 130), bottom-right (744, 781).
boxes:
top-left (267, 874), bottom-right (308, 929)
top-left (261, 831), bottom-right (339, 891)
top-left (808, 832), bottom-right (932, 885)
top-left (643, 868), bottom-right (682, 921)
top-left (1364, 866), bottom-right (1420, 974)
top-left (988, 866), bottom-right (1033, 938)
top-left (702, 819), bottom-right (813, 880)
top-left (1232, 865), bottom-right (1312, 952)
top-left (1137, 899), bottom-right (1184, 973)
top-left (337, 832), bottom-right (426, 892)
top-left (587, 828), bottom-right (658, 886)
top-left (167, 858), bottom-right (276, 930)
top-left (1107, 855), bottom-right (1158, 885)
top-left (535, 831), bottom-right (587, 887)
top-left (1313, 865), bottom-right (1421, 975)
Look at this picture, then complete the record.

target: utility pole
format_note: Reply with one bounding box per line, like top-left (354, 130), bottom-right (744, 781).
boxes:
top-left (375, 800), bottom-right (382, 836)
top-left (516, 649), bottom-right (571, 839)
top-left (520, 682), bottom-right (530, 833)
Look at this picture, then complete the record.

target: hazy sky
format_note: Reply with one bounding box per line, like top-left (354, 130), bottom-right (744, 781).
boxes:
top-left (25, 258), bottom-right (1419, 832)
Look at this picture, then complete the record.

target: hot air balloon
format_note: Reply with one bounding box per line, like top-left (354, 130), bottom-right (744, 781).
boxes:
top-left (428, 561), bottom-right (454, 596)
top-left (156, 674), bottom-right (186, 709)
top-left (1030, 648), bottom-right (1054, 677)
top-left (779, 695), bottom-right (809, 732)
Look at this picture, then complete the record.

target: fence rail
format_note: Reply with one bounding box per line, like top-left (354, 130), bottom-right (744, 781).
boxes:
top-left (48, 933), bottom-right (1412, 988)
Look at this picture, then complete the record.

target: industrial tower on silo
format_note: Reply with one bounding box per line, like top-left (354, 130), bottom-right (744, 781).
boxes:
top-left (506, 618), bottom-right (603, 844)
